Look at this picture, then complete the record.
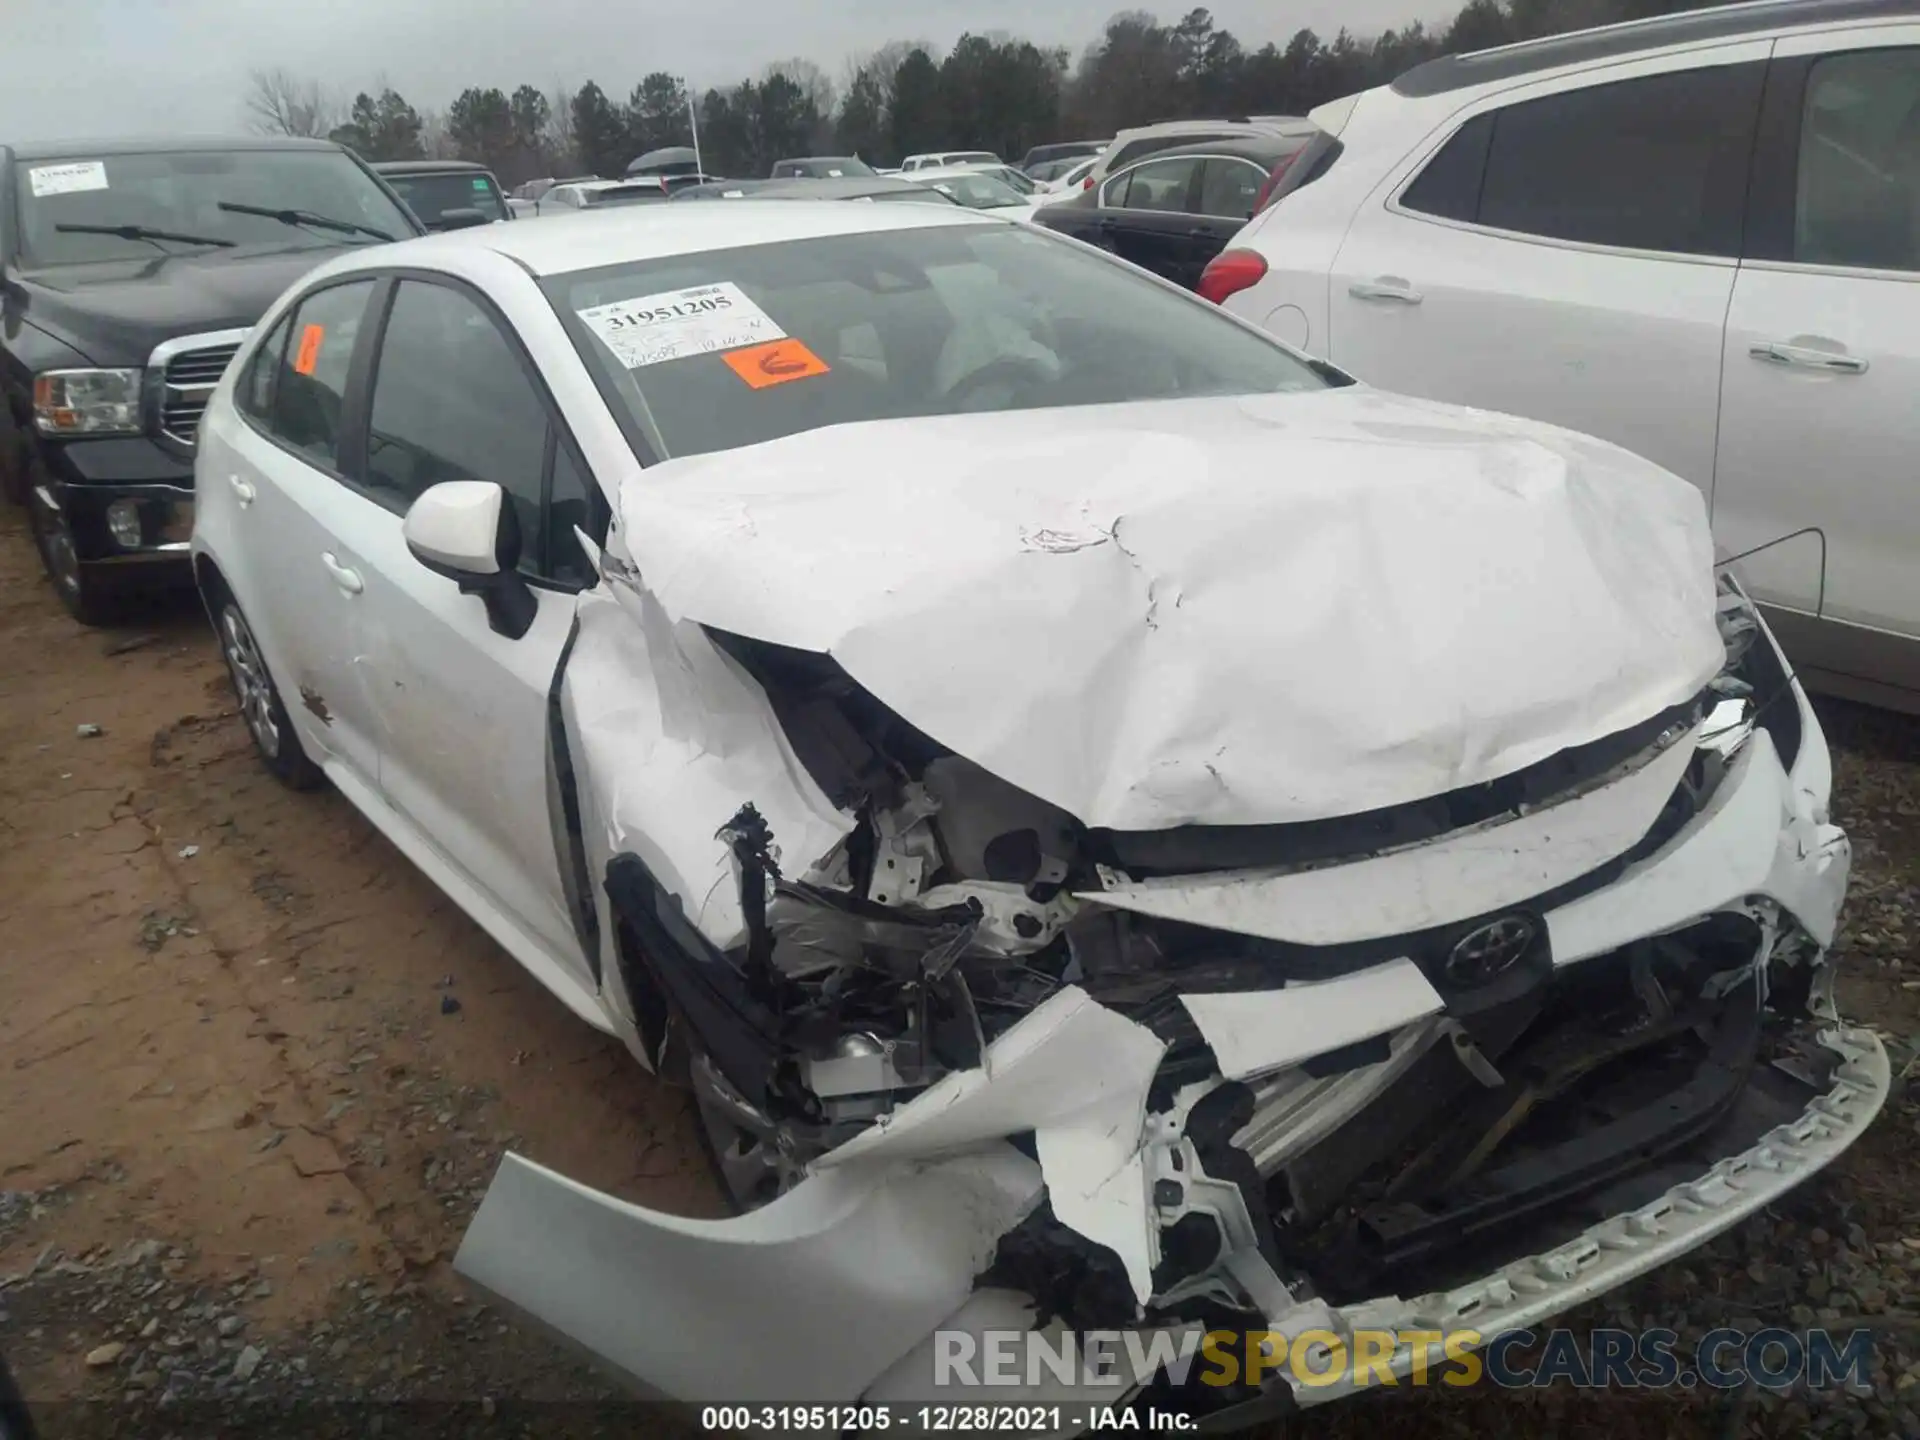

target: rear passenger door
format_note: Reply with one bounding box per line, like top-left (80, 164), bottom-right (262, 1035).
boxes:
top-left (1715, 28), bottom-right (1920, 703)
top-left (346, 276), bottom-right (606, 984)
top-left (1325, 45), bottom-right (1772, 492)
top-left (219, 278), bottom-right (386, 786)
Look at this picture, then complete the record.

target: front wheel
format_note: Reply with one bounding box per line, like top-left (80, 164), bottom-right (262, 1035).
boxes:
top-left (27, 487), bottom-right (115, 626)
top-left (214, 595), bottom-right (324, 791)
top-left (686, 1043), bottom-right (808, 1212)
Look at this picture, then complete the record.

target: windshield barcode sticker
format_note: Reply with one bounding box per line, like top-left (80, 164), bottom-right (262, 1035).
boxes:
top-left (576, 282), bottom-right (786, 370)
top-left (29, 161), bottom-right (109, 198)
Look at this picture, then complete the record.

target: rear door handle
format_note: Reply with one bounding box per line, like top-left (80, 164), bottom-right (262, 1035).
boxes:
top-left (1349, 277), bottom-right (1424, 304)
top-left (320, 552), bottom-right (363, 595)
top-left (227, 475), bottom-right (255, 507)
top-left (1749, 341), bottom-right (1868, 375)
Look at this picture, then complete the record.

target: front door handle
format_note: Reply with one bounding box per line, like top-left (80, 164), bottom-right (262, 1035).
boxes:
top-left (1349, 276), bottom-right (1423, 304)
top-left (1749, 340), bottom-right (1868, 375)
top-left (320, 552), bottom-right (363, 595)
top-left (228, 475), bottom-right (255, 507)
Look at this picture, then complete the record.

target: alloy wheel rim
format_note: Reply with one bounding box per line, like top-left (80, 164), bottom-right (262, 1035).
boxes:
top-left (220, 606), bottom-right (281, 759)
top-left (689, 1049), bottom-right (803, 1208)
top-left (35, 503), bottom-right (80, 600)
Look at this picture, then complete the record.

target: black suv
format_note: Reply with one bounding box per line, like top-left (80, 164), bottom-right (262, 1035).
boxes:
top-left (0, 137), bottom-right (423, 622)
top-left (372, 159), bottom-right (510, 231)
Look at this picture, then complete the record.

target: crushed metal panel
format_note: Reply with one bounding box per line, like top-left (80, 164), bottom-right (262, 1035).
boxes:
top-left (814, 987), bottom-right (1166, 1167)
top-left (562, 588), bottom-right (853, 951)
top-left (1081, 732), bottom-right (1698, 946)
top-left (1546, 730), bottom-right (1850, 963)
top-left (455, 1147), bottom-right (1042, 1402)
top-left (1180, 959), bottom-right (1446, 1082)
top-left (617, 388), bottom-right (1723, 832)
top-left (815, 986), bottom-right (1167, 1303)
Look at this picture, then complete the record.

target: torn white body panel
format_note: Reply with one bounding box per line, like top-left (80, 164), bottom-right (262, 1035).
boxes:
top-left (1085, 728), bottom-right (1698, 946)
top-left (616, 387), bottom-right (1724, 832)
top-left (562, 587), bottom-right (853, 952)
top-left (454, 1145), bottom-right (1042, 1402)
top-left (816, 987), bottom-right (1168, 1302)
top-left (1545, 729), bottom-right (1850, 965)
top-left (1181, 959), bottom-right (1445, 1082)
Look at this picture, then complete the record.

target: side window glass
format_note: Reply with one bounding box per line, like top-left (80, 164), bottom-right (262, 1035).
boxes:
top-left (1198, 158), bottom-right (1266, 219)
top-left (1401, 114), bottom-right (1493, 223)
top-left (1796, 47), bottom-right (1920, 271)
top-left (1102, 170), bottom-right (1133, 208)
top-left (364, 281), bottom-right (550, 572)
top-left (1121, 157), bottom-right (1202, 213)
top-left (546, 436), bottom-right (601, 587)
top-left (269, 280), bottom-right (376, 471)
top-left (237, 314), bottom-right (291, 425)
top-left (1472, 63), bottom-right (1766, 256)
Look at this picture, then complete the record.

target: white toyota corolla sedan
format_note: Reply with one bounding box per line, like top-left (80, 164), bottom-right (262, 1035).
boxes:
top-left (191, 201), bottom-right (1885, 1421)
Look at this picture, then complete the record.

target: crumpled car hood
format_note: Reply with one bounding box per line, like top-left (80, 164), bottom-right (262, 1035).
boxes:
top-left (614, 387), bottom-right (1724, 832)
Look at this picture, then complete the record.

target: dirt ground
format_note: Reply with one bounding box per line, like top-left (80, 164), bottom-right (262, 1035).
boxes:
top-left (1, 497), bottom-right (1916, 1439)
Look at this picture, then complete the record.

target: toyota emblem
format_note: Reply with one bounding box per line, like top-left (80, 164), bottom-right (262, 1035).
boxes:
top-left (1445, 915), bottom-right (1537, 986)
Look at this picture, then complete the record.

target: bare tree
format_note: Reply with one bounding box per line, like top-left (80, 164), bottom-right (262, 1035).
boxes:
top-left (244, 68), bottom-right (337, 138)
top-left (546, 82), bottom-right (578, 173)
top-left (763, 57), bottom-right (836, 118)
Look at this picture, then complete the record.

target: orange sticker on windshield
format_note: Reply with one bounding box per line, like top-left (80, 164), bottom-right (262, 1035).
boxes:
top-left (723, 338), bottom-right (830, 390)
top-left (293, 324), bottom-right (326, 376)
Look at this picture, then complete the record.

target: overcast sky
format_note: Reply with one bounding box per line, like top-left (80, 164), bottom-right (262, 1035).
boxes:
top-left (3, 0), bottom-right (1442, 143)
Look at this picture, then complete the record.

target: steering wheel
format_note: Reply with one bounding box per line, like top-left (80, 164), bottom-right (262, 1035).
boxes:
top-left (944, 354), bottom-right (1060, 410)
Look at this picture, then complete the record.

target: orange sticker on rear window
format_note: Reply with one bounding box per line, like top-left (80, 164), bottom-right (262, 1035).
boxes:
top-left (293, 324), bottom-right (325, 376)
top-left (723, 338), bottom-right (830, 390)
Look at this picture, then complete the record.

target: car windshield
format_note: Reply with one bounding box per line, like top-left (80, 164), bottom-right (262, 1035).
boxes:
top-left (920, 173), bottom-right (1027, 209)
top-left (13, 148), bottom-right (415, 267)
top-left (544, 220), bottom-right (1326, 461)
top-left (384, 171), bottom-right (506, 226)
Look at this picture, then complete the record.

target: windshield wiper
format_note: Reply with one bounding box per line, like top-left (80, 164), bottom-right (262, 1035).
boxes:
top-left (55, 223), bottom-right (235, 250)
top-left (215, 201), bottom-right (393, 242)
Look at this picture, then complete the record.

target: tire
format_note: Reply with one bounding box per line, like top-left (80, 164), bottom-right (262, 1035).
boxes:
top-left (210, 590), bottom-right (325, 791)
top-left (26, 484), bottom-right (117, 626)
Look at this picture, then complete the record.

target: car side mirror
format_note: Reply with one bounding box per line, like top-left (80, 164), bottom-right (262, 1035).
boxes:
top-left (403, 481), bottom-right (537, 639)
top-left (436, 207), bottom-right (491, 231)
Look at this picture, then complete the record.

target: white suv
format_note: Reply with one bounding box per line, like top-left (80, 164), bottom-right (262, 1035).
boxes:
top-left (1207, 0), bottom-right (1920, 712)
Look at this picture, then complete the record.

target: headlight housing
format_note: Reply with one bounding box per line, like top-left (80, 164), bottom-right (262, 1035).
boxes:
top-left (32, 369), bottom-right (143, 437)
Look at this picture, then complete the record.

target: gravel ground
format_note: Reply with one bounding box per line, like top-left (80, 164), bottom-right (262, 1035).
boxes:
top-left (0, 501), bottom-right (1916, 1438)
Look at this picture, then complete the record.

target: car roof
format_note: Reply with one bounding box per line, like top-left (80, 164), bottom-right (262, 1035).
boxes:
top-left (374, 160), bottom-right (494, 176)
top-left (568, 178), bottom-right (666, 193)
top-left (774, 156), bottom-right (862, 165)
top-left (1111, 117), bottom-right (1313, 140)
top-left (8, 135), bottom-right (341, 162)
top-left (678, 176), bottom-right (944, 201)
top-left (906, 164), bottom-right (1020, 181)
top-left (1123, 135), bottom-right (1311, 166)
top-left (1393, 0), bottom-right (1920, 97)
top-left (344, 198), bottom-right (1000, 277)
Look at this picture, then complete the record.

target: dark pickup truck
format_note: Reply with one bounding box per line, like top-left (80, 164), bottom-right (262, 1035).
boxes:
top-left (0, 136), bottom-right (423, 622)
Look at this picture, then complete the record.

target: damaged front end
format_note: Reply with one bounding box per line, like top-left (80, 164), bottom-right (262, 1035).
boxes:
top-left (456, 569), bottom-right (1887, 1420)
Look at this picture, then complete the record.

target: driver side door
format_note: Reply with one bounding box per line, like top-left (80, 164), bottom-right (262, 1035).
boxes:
top-left (344, 275), bottom-right (608, 996)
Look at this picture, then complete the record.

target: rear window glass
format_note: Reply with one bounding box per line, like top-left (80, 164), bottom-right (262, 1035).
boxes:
top-left (384, 172), bottom-right (506, 225)
top-left (544, 220), bottom-right (1325, 462)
